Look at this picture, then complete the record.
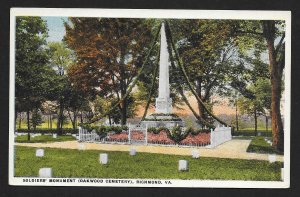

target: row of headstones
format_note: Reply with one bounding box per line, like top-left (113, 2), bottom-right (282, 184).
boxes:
top-left (15, 133), bottom-right (79, 140)
top-left (14, 133), bottom-right (57, 138)
top-left (36, 148), bottom-right (200, 177)
top-left (35, 146), bottom-right (283, 180)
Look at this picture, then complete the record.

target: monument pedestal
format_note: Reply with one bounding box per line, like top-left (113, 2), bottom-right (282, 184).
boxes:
top-left (155, 97), bottom-right (172, 114)
top-left (141, 113), bottom-right (184, 128)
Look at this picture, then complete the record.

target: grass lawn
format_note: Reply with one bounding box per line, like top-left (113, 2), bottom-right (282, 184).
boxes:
top-left (15, 135), bottom-right (76, 143)
top-left (16, 121), bottom-right (73, 129)
top-left (15, 146), bottom-right (283, 181)
top-left (247, 136), bottom-right (282, 155)
top-left (234, 130), bottom-right (272, 137)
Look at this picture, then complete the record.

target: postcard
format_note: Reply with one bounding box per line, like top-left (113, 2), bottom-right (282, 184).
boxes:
top-left (9, 8), bottom-right (291, 188)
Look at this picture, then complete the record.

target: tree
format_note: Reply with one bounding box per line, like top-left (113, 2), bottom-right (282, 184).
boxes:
top-left (15, 16), bottom-right (56, 140)
top-left (30, 109), bottom-right (43, 130)
top-left (263, 21), bottom-right (285, 152)
top-left (48, 41), bottom-right (75, 134)
top-left (41, 101), bottom-right (57, 129)
top-left (168, 19), bottom-right (237, 124)
top-left (65, 18), bottom-right (153, 125)
top-left (64, 81), bottom-right (89, 131)
top-left (232, 20), bottom-right (285, 151)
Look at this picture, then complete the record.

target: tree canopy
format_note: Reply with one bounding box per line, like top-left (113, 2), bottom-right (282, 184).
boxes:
top-left (65, 18), bottom-right (154, 125)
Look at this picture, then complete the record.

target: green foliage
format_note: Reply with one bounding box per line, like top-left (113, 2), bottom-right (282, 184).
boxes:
top-left (48, 41), bottom-right (74, 71)
top-left (186, 127), bottom-right (209, 136)
top-left (247, 136), bottom-right (282, 155)
top-left (150, 113), bottom-right (179, 117)
top-left (147, 127), bottom-right (159, 134)
top-left (157, 126), bottom-right (169, 132)
top-left (15, 17), bottom-right (57, 113)
top-left (79, 124), bottom-right (128, 136)
top-left (237, 78), bottom-right (271, 124)
top-left (167, 126), bottom-right (189, 143)
top-left (15, 146), bottom-right (283, 180)
top-left (15, 135), bottom-right (76, 143)
top-left (78, 123), bottom-right (95, 132)
top-left (30, 109), bottom-right (43, 130)
top-left (65, 18), bottom-right (155, 124)
top-left (168, 19), bottom-right (237, 123)
top-left (143, 118), bottom-right (182, 121)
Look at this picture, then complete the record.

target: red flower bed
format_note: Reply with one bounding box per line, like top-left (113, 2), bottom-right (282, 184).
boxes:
top-left (102, 130), bottom-right (210, 146)
top-left (180, 133), bottom-right (210, 146)
top-left (148, 131), bottom-right (176, 144)
top-left (131, 131), bottom-right (145, 141)
top-left (106, 132), bottom-right (128, 141)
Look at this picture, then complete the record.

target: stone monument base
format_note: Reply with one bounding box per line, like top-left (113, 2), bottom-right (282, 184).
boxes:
top-left (141, 113), bottom-right (184, 128)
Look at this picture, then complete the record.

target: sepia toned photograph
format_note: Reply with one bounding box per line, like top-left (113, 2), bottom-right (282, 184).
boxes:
top-left (9, 8), bottom-right (291, 188)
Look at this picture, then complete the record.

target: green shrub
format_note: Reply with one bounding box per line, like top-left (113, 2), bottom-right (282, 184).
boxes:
top-left (157, 126), bottom-right (169, 132)
top-left (186, 127), bottom-right (210, 135)
top-left (147, 127), bottom-right (158, 134)
top-left (121, 125), bottom-right (129, 131)
top-left (80, 124), bottom-right (128, 135)
top-left (78, 123), bottom-right (95, 132)
top-left (167, 126), bottom-right (189, 143)
top-left (112, 126), bottom-right (123, 134)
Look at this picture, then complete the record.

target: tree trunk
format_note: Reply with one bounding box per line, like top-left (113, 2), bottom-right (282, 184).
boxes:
top-left (108, 115), bottom-right (112, 125)
top-left (235, 100), bottom-right (239, 131)
top-left (50, 114), bottom-right (52, 130)
top-left (119, 54), bottom-right (127, 126)
top-left (48, 114), bottom-right (50, 129)
top-left (68, 111), bottom-right (77, 132)
top-left (26, 110), bottom-right (30, 141)
top-left (263, 21), bottom-right (284, 152)
top-left (57, 101), bottom-right (64, 135)
top-left (196, 78), bottom-right (206, 121)
top-left (19, 112), bottom-right (22, 129)
top-left (265, 115), bottom-right (268, 132)
top-left (254, 108), bottom-right (257, 136)
top-left (120, 94), bottom-right (127, 125)
top-left (80, 111), bottom-right (83, 123)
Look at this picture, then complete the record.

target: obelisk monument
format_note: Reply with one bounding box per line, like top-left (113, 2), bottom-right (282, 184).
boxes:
top-left (141, 22), bottom-right (183, 128)
top-left (155, 22), bottom-right (172, 114)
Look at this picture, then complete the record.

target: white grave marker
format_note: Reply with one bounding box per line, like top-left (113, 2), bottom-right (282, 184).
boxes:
top-left (99, 153), bottom-right (108, 164)
top-left (36, 149), bottom-right (44, 157)
top-left (39, 168), bottom-right (52, 178)
top-left (129, 148), bottom-right (136, 156)
top-left (178, 160), bottom-right (189, 171)
top-left (52, 133), bottom-right (57, 138)
top-left (268, 154), bottom-right (276, 163)
top-left (258, 132), bottom-right (261, 136)
top-left (78, 144), bottom-right (86, 150)
top-left (191, 150), bottom-right (200, 159)
top-left (281, 168), bottom-right (284, 181)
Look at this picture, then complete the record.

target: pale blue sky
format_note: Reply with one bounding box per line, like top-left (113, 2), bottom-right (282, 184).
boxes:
top-left (42, 16), bottom-right (67, 42)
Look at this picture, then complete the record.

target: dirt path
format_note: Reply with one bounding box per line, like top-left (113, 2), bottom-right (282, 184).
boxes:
top-left (15, 139), bottom-right (284, 162)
